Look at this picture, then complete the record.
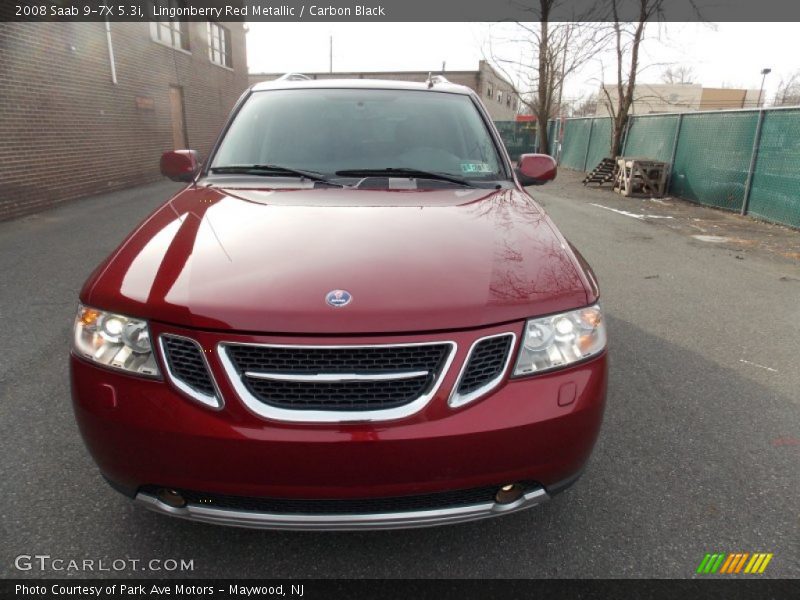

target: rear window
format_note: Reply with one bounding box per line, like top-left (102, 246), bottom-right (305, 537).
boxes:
top-left (211, 88), bottom-right (504, 180)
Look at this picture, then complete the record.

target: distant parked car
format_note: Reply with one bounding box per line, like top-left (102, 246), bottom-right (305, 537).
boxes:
top-left (71, 75), bottom-right (607, 530)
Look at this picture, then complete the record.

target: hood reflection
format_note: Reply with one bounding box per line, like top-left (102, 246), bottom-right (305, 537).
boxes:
top-left (86, 185), bottom-right (590, 333)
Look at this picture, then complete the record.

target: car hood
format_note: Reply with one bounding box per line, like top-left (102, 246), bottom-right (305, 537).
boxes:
top-left (82, 185), bottom-right (593, 334)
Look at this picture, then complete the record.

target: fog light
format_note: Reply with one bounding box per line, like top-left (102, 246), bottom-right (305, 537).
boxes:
top-left (156, 488), bottom-right (187, 508)
top-left (495, 483), bottom-right (524, 504)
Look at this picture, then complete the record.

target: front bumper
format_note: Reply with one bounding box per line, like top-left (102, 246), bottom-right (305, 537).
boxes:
top-left (135, 486), bottom-right (550, 531)
top-left (71, 321), bottom-right (607, 529)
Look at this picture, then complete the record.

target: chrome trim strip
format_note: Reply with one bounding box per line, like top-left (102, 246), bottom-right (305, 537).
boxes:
top-left (244, 370), bottom-right (429, 383)
top-left (217, 341), bottom-right (457, 423)
top-left (448, 332), bottom-right (517, 409)
top-left (135, 487), bottom-right (549, 531)
top-left (158, 334), bottom-right (223, 410)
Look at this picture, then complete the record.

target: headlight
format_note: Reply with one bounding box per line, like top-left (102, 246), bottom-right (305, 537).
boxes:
top-left (513, 304), bottom-right (606, 376)
top-left (73, 305), bottom-right (160, 377)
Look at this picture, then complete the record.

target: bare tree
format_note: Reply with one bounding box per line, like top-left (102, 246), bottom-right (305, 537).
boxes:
top-left (486, 1), bottom-right (610, 154)
top-left (773, 71), bottom-right (800, 106)
top-left (571, 92), bottom-right (599, 117)
top-left (661, 65), bottom-right (695, 85)
top-left (599, 0), bottom-right (666, 157)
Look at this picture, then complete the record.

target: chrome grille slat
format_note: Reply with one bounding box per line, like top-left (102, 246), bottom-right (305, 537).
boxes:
top-left (159, 334), bottom-right (222, 409)
top-left (244, 370), bottom-right (429, 382)
top-left (448, 333), bottom-right (516, 409)
top-left (457, 335), bottom-right (514, 395)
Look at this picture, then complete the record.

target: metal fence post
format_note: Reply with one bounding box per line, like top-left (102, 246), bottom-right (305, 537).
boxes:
top-left (621, 117), bottom-right (632, 156)
top-left (583, 118), bottom-right (595, 172)
top-left (741, 109), bottom-right (766, 216)
top-left (669, 114), bottom-right (683, 166)
top-left (667, 113), bottom-right (684, 191)
top-left (554, 118), bottom-right (562, 162)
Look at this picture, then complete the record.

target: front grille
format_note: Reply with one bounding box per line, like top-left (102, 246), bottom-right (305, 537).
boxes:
top-left (161, 335), bottom-right (216, 397)
top-left (246, 376), bottom-right (430, 410)
top-left (223, 343), bottom-right (452, 411)
top-left (141, 481), bottom-right (541, 515)
top-left (457, 334), bottom-right (514, 395)
top-left (227, 344), bottom-right (449, 373)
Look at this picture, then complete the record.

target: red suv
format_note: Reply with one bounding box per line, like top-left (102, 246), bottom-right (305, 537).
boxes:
top-left (71, 76), bottom-right (607, 530)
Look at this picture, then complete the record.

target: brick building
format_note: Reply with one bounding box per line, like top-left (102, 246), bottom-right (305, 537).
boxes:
top-left (248, 60), bottom-right (520, 121)
top-left (0, 20), bottom-right (248, 220)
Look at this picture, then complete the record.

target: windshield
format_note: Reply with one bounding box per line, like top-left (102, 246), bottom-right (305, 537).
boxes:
top-left (210, 88), bottom-right (505, 183)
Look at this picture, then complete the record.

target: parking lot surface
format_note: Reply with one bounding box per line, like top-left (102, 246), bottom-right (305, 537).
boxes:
top-left (2, 174), bottom-right (798, 578)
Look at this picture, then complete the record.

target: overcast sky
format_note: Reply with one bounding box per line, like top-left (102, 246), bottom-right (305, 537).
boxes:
top-left (246, 22), bottom-right (799, 105)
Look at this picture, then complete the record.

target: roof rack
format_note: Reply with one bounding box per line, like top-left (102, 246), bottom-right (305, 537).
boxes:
top-left (425, 74), bottom-right (450, 89)
top-left (277, 73), bottom-right (311, 81)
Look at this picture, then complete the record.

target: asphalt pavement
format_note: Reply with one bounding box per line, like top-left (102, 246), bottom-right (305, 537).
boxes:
top-left (1, 174), bottom-right (798, 578)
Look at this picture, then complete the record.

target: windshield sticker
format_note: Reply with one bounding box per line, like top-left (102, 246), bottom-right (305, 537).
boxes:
top-left (460, 162), bottom-right (492, 174)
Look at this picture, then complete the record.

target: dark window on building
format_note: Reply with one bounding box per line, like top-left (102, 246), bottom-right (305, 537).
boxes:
top-left (487, 84), bottom-right (493, 98)
top-left (207, 22), bottom-right (232, 68)
top-left (497, 91), bottom-right (503, 103)
top-left (150, 0), bottom-right (190, 51)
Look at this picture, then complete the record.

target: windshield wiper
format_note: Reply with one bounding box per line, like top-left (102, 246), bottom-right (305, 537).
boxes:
top-left (209, 164), bottom-right (343, 187)
top-left (335, 168), bottom-right (477, 188)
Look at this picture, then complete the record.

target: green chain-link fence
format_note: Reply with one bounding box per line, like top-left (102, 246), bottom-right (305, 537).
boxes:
top-left (555, 117), bottom-right (614, 171)
top-left (495, 119), bottom-right (563, 161)
top-left (555, 108), bottom-right (800, 228)
top-left (559, 118), bottom-right (595, 170)
top-left (494, 121), bottom-right (538, 161)
top-left (586, 118), bottom-right (613, 170)
top-left (748, 108), bottom-right (800, 227)
top-left (670, 111), bottom-right (758, 211)
top-left (623, 115), bottom-right (679, 162)
top-left (535, 119), bottom-right (559, 157)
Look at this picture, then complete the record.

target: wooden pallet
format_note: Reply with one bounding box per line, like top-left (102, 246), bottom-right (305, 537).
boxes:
top-left (613, 158), bottom-right (669, 197)
top-left (583, 157), bottom-right (617, 185)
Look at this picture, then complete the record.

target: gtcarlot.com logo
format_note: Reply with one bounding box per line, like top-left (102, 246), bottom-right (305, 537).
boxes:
top-left (696, 552), bottom-right (773, 575)
top-left (14, 554), bottom-right (194, 572)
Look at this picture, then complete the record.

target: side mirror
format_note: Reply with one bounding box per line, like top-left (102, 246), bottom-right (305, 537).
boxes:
top-left (516, 153), bottom-right (557, 186)
top-left (160, 150), bottom-right (200, 182)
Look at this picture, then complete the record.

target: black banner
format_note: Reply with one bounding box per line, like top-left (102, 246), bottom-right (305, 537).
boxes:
top-left (4, 0), bottom-right (800, 22)
top-left (2, 579), bottom-right (799, 600)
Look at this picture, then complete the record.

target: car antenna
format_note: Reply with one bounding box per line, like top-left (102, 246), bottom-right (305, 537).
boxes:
top-left (426, 73), bottom-right (450, 89)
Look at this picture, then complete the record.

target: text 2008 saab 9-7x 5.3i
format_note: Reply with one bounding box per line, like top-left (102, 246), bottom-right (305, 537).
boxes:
top-left (71, 75), bottom-right (607, 530)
